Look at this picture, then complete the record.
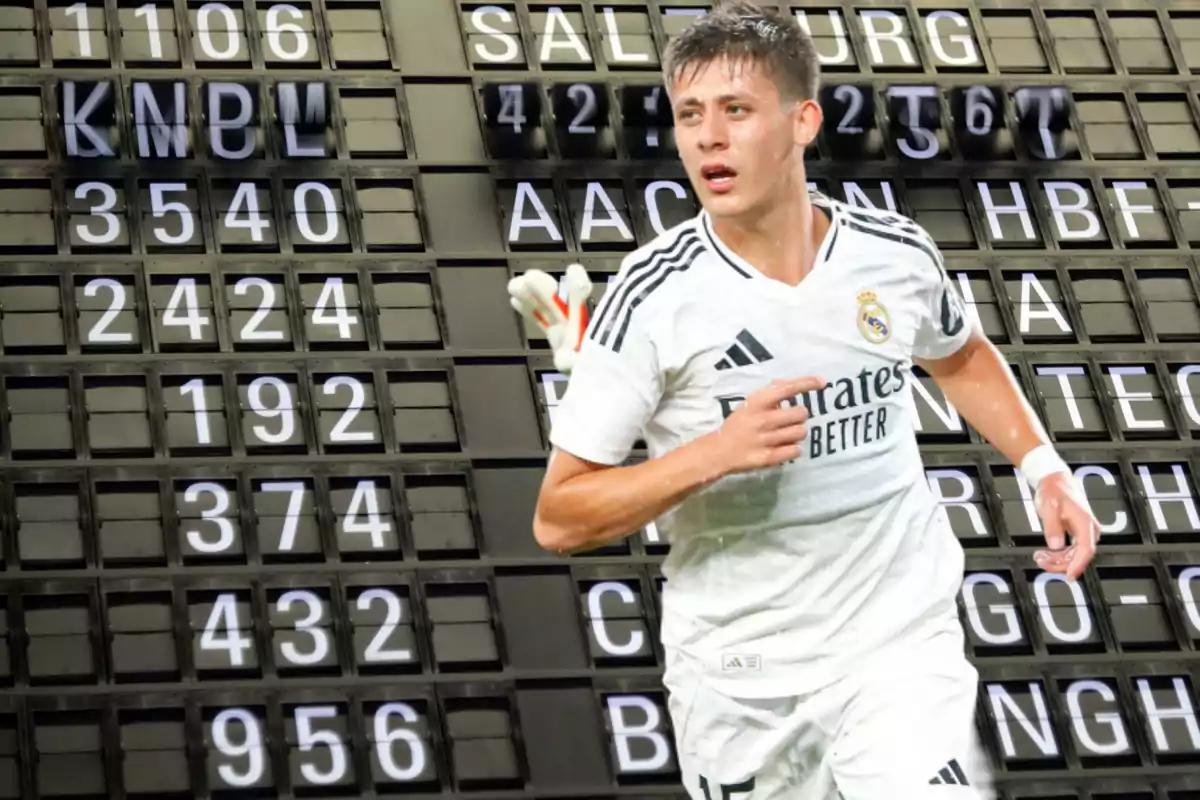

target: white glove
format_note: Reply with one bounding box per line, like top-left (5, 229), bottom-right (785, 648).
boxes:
top-left (508, 263), bottom-right (593, 374)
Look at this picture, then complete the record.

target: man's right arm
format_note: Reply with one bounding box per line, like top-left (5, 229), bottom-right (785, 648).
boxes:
top-left (533, 441), bottom-right (723, 554)
top-left (535, 377), bottom-right (822, 554)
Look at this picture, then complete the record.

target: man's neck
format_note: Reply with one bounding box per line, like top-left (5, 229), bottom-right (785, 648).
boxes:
top-left (710, 190), bottom-right (830, 288)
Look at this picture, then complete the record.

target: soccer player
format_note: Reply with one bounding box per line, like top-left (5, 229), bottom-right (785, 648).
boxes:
top-left (520, 2), bottom-right (1100, 798)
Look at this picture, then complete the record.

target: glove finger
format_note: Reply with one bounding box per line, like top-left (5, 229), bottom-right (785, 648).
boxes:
top-left (509, 276), bottom-right (561, 331)
top-left (564, 302), bottom-right (588, 351)
top-left (547, 323), bottom-right (569, 349)
top-left (527, 272), bottom-right (563, 306)
top-left (507, 275), bottom-right (537, 301)
top-left (508, 278), bottom-right (539, 312)
top-left (530, 287), bottom-right (568, 325)
top-left (510, 293), bottom-right (546, 327)
top-left (554, 347), bottom-right (577, 374)
top-left (563, 263), bottom-right (594, 300)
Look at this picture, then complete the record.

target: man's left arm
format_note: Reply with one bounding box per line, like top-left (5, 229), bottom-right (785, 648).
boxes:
top-left (911, 255), bottom-right (1099, 582)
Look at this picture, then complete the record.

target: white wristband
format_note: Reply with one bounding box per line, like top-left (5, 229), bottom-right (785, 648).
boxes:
top-left (1019, 444), bottom-right (1070, 492)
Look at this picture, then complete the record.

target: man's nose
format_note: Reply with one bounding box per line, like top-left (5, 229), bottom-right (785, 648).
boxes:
top-left (697, 112), bottom-right (728, 150)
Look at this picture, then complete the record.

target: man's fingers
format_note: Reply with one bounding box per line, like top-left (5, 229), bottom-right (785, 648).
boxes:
top-left (750, 377), bottom-right (827, 409)
top-left (764, 403), bottom-right (810, 428)
top-left (1034, 547), bottom-right (1072, 574)
top-left (1032, 477), bottom-right (1101, 583)
top-left (762, 423), bottom-right (808, 447)
top-left (765, 443), bottom-right (804, 465)
top-left (1035, 546), bottom-right (1094, 583)
top-left (1064, 510), bottom-right (1099, 582)
top-left (1061, 491), bottom-right (1100, 547)
top-left (1034, 495), bottom-right (1075, 575)
top-left (1038, 490), bottom-right (1067, 552)
top-left (1034, 508), bottom-right (1099, 582)
top-left (1066, 543), bottom-right (1094, 583)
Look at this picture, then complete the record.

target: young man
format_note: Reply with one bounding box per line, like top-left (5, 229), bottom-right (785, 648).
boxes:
top-left (521, 3), bottom-right (1100, 798)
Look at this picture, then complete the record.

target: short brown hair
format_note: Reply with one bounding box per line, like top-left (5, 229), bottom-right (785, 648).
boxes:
top-left (661, 1), bottom-right (821, 103)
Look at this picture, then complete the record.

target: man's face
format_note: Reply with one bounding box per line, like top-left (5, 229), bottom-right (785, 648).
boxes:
top-left (669, 56), bottom-right (816, 221)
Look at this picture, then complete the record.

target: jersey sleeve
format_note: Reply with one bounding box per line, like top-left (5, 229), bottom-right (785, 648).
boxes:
top-left (911, 237), bottom-right (975, 360)
top-left (548, 285), bottom-right (664, 466)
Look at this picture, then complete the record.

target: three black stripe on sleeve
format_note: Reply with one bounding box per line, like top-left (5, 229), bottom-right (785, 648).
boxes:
top-left (589, 229), bottom-right (703, 353)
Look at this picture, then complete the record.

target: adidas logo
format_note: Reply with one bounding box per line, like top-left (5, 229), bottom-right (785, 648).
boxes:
top-left (928, 759), bottom-right (969, 786)
top-left (720, 652), bottom-right (761, 671)
top-left (715, 329), bottom-right (774, 371)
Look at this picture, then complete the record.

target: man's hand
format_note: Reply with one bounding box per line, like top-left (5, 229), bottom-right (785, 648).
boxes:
top-left (706, 377), bottom-right (826, 476)
top-left (1033, 472), bottom-right (1100, 583)
top-left (508, 264), bottom-right (593, 374)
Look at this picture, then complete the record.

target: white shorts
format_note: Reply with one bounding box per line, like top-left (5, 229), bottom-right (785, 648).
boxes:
top-left (665, 630), bottom-right (996, 800)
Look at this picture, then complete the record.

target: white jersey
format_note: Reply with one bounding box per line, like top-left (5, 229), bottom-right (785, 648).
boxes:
top-left (549, 193), bottom-right (977, 698)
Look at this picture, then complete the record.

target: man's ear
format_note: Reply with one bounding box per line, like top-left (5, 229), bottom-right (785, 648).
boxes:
top-left (793, 98), bottom-right (823, 150)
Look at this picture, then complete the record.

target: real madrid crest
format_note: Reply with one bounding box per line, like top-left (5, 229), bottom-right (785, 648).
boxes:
top-left (856, 290), bottom-right (891, 344)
